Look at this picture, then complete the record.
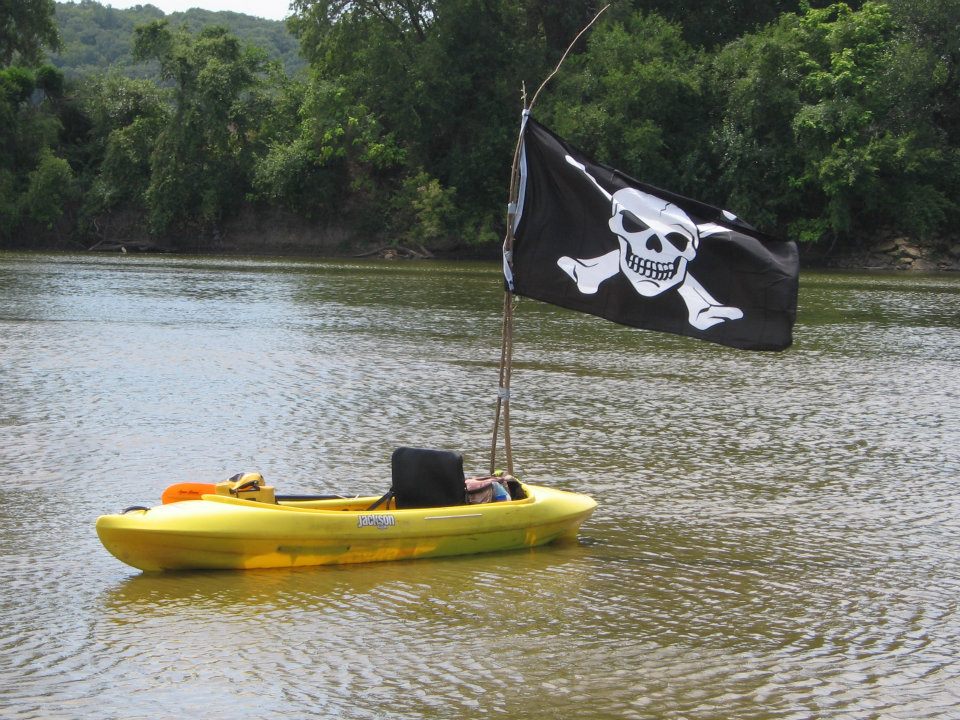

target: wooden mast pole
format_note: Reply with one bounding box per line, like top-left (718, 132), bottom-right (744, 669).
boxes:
top-left (490, 5), bottom-right (610, 476)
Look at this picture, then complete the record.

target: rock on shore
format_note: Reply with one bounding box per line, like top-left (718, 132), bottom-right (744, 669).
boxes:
top-left (817, 234), bottom-right (960, 271)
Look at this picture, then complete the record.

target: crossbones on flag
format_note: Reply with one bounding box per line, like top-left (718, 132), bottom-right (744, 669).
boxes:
top-left (505, 115), bottom-right (799, 351)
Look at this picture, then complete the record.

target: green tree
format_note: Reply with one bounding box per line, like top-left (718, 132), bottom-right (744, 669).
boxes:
top-left (709, 1), bottom-right (958, 242)
top-left (0, 0), bottom-right (60, 66)
top-left (637, 0), bottom-right (809, 48)
top-left (0, 64), bottom-right (68, 240)
top-left (520, 1), bottom-right (602, 59)
top-left (290, 0), bottom-right (550, 244)
top-left (51, 1), bottom-right (305, 80)
top-left (389, 168), bottom-right (457, 246)
top-left (887, 0), bottom-right (960, 148)
top-left (132, 20), bottom-right (269, 235)
top-left (706, 13), bottom-right (809, 230)
top-left (250, 76), bottom-right (355, 217)
top-left (20, 147), bottom-right (78, 227)
top-left (79, 73), bottom-right (169, 213)
top-left (540, 9), bottom-right (706, 196)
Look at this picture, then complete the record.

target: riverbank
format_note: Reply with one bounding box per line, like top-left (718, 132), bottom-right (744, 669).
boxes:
top-left (806, 232), bottom-right (960, 272)
top-left (7, 206), bottom-right (959, 270)
top-left (7, 205), bottom-right (501, 261)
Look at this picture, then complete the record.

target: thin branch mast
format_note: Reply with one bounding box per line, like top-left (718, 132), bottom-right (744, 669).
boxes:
top-left (489, 5), bottom-right (610, 476)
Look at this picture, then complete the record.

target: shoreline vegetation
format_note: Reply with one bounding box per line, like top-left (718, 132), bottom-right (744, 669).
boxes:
top-left (2, 2), bottom-right (959, 271)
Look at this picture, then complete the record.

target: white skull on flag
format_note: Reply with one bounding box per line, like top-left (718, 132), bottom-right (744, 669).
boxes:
top-left (557, 156), bottom-right (743, 331)
top-left (607, 188), bottom-right (698, 297)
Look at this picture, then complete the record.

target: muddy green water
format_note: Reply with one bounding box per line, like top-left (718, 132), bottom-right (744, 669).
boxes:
top-left (1, 252), bottom-right (958, 719)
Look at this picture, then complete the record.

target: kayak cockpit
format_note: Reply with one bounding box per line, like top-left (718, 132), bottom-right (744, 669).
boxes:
top-left (197, 446), bottom-right (526, 511)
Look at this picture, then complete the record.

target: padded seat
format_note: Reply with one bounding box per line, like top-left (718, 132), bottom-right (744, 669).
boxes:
top-left (390, 447), bottom-right (466, 509)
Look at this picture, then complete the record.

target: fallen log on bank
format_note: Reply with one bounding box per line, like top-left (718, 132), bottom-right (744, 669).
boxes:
top-left (353, 244), bottom-right (434, 259)
top-left (87, 239), bottom-right (169, 253)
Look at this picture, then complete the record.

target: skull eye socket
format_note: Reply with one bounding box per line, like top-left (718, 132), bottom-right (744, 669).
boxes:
top-left (665, 232), bottom-right (690, 252)
top-left (619, 210), bottom-right (649, 234)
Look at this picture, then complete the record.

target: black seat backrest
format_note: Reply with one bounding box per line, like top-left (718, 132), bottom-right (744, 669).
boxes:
top-left (391, 447), bottom-right (466, 509)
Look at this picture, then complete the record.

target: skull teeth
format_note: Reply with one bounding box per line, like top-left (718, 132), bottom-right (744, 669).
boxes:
top-left (625, 248), bottom-right (681, 281)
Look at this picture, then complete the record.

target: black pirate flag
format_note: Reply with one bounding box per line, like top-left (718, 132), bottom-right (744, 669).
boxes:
top-left (505, 116), bottom-right (799, 351)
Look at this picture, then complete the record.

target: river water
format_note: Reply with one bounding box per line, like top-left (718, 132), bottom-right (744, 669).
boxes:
top-left (1, 252), bottom-right (958, 719)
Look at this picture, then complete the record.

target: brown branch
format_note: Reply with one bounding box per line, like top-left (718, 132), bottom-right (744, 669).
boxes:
top-left (527, 4), bottom-right (610, 114)
top-left (491, 4), bottom-right (610, 475)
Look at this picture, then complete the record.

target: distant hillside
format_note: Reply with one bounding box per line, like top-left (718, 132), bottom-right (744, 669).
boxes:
top-left (51, 1), bottom-right (306, 79)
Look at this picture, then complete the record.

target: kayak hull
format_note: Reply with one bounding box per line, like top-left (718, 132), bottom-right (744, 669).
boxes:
top-left (96, 484), bottom-right (596, 571)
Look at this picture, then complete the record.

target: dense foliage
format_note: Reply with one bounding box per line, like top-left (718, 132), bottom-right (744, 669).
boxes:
top-left (51, 1), bottom-right (306, 78)
top-left (0, 0), bottom-right (60, 65)
top-left (1, 0), bottom-right (957, 255)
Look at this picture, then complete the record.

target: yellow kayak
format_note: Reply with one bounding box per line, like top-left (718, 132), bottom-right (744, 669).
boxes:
top-left (96, 483), bottom-right (597, 572)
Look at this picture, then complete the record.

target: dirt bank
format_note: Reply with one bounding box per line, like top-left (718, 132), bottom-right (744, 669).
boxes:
top-left (10, 206), bottom-right (959, 270)
top-left (76, 205), bottom-right (499, 260)
top-left (804, 234), bottom-right (960, 272)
